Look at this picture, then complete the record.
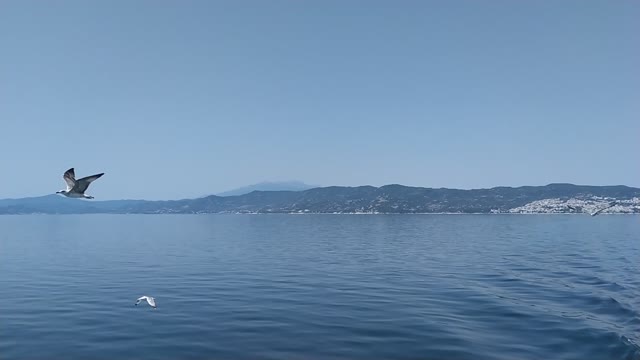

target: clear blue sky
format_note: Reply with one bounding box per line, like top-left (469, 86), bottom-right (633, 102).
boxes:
top-left (1, 1), bottom-right (638, 200)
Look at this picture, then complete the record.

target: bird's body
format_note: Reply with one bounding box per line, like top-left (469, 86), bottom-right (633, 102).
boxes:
top-left (56, 168), bottom-right (104, 199)
top-left (135, 296), bottom-right (157, 309)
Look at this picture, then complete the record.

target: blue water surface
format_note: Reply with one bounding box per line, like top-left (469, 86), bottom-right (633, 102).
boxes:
top-left (1, 214), bottom-right (638, 360)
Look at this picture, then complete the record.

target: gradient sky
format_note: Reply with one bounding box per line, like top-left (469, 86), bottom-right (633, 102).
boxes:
top-left (1, 0), bottom-right (638, 200)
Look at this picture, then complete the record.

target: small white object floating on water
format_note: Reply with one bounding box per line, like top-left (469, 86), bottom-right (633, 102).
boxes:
top-left (56, 167), bottom-right (104, 199)
top-left (135, 296), bottom-right (157, 309)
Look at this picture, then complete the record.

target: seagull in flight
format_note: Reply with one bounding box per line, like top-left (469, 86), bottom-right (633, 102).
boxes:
top-left (135, 296), bottom-right (157, 309)
top-left (590, 202), bottom-right (617, 217)
top-left (56, 168), bottom-right (104, 199)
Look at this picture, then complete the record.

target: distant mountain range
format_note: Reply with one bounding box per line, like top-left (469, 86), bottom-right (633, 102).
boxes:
top-left (215, 181), bottom-right (317, 197)
top-left (1, 183), bottom-right (639, 215)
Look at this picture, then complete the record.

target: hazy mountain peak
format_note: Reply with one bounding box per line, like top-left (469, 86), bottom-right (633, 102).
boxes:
top-left (216, 181), bottom-right (317, 197)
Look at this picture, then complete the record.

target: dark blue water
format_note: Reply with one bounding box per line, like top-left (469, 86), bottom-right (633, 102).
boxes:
top-left (1, 214), bottom-right (638, 360)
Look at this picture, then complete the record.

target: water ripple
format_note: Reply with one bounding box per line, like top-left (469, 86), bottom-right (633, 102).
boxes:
top-left (0, 214), bottom-right (639, 360)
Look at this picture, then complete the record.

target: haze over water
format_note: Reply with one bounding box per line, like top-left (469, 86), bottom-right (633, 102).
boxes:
top-left (1, 214), bottom-right (638, 360)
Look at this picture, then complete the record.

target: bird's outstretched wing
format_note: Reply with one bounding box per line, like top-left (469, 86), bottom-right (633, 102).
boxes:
top-left (135, 296), bottom-right (156, 308)
top-left (63, 168), bottom-right (76, 191)
top-left (73, 173), bottom-right (104, 193)
top-left (590, 202), bottom-right (617, 216)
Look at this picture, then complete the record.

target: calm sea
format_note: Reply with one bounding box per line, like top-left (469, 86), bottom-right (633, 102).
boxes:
top-left (0, 214), bottom-right (638, 360)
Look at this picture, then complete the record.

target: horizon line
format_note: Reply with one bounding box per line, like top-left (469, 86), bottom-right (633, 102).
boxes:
top-left (2, 182), bottom-right (637, 202)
